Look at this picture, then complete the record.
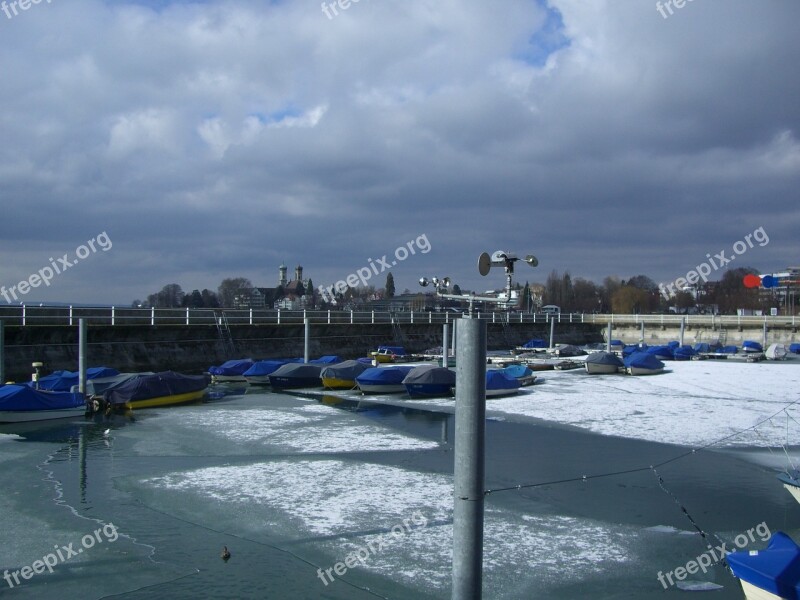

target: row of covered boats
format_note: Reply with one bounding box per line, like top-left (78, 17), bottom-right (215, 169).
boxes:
top-left (209, 356), bottom-right (536, 399)
top-left (0, 368), bottom-right (210, 423)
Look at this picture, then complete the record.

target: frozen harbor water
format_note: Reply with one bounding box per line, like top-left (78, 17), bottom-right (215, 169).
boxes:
top-left (1, 359), bottom-right (800, 598)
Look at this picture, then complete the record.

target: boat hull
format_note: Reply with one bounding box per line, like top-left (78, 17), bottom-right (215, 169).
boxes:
top-left (244, 376), bottom-right (272, 386)
top-left (125, 389), bottom-right (206, 409)
top-left (627, 367), bottom-right (664, 376)
top-left (211, 375), bottom-right (247, 383)
top-left (0, 406), bottom-right (86, 423)
top-left (405, 384), bottom-right (453, 398)
top-left (357, 383), bottom-right (406, 394)
top-left (321, 377), bottom-right (357, 390)
top-left (485, 388), bottom-right (519, 398)
top-left (269, 376), bottom-right (322, 390)
top-left (585, 363), bottom-right (619, 375)
top-left (739, 579), bottom-right (782, 600)
top-left (783, 482), bottom-right (800, 505)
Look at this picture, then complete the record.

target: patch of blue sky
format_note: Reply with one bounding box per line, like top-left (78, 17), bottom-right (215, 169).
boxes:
top-left (517, 0), bottom-right (570, 67)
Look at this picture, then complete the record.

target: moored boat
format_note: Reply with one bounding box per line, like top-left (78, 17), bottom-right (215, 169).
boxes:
top-left (402, 365), bottom-right (455, 398)
top-left (502, 364), bottom-right (536, 386)
top-left (209, 358), bottom-right (255, 383)
top-left (268, 363), bottom-right (325, 389)
top-left (778, 471), bottom-right (800, 505)
top-left (243, 360), bottom-right (296, 385)
top-left (368, 346), bottom-right (408, 363)
top-left (485, 369), bottom-right (521, 397)
top-left (727, 531), bottom-right (800, 600)
top-left (766, 344), bottom-right (788, 360)
top-left (584, 351), bottom-right (624, 375)
top-left (624, 352), bottom-right (665, 375)
top-left (31, 367), bottom-right (121, 392)
top-left (355, 366), bottom-right (415, 394)
top-left (743, 340), bottom-right (764, 353)
top-left (321, 360), bottom-right (371, 390)
top-left (103, 371), bottom-right (209, 410)
top-left (0, 385), bottom-right (87, 423)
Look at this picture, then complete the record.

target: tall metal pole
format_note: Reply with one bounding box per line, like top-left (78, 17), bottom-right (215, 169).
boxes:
top-left (549, 315), bottom-right (555, 350)
top-left (763, 319), bottom-right (768, 348)
top-left (679, 317), bottom-right (685, 347)
top-left (606, 321), bottom-right (612, 353)
top-left (451, 319), bottom-right (457, 362)
top-left (443, 323), bottom-right (449, 367)
top-left (304, 318), bottom-right (310, 364)
top-left (452, 317), bottom-right (486, 600)
top-left (0, 320), bottom-right (4, 384)
top-left (639, 321), bottom-right (645, 346)
top-left (78, 319), bottom-right (87, 394)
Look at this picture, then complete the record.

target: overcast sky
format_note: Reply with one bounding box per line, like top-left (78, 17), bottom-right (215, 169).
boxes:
top-left (1, 0), bottom-right (798, 305)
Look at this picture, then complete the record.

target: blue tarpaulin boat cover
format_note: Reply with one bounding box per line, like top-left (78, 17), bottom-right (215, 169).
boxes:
top-left (624, 352), bottom-right (665, 370)
top-left (321, 360), bottom-right (370, 380)
top-left (503, 364), bottom-right (535, 378)
top-left (486, 370), bottom-right (521, 391)
top-left (672, 345), bottom-right (695, 360)
top-left (103, 372), bottom-right (208, 406)
top-left (209, 359), bottom-right (254, 376)
top-left (585, 352), bottom-right (624, 367)
top-left (0, 385), bottom-right (85, 412)
top-left (356, 366), bottom-right (414, 386)
top-left (791, 343), bottom-right (800, 354)
top-left (522, 339), bottom-right (547, 349)
top-left (310, 356), bottom-right (341, 364)
top-left (623, 344), bottom-right (648, 357)
top-left (33, 367), bottom-right (121, 392)
top-left (743, 340), bottom-right (764, 352)
top-left (402, 366), bottom-right (455, 386)
top-left (243, 360), bottom-right (290, 377)
top-left (645, 345), bottom-right (673, 359)
top-left (727, 532), bottom-right (800, 599)
top-left (694, 343), bottom-right (711, 353)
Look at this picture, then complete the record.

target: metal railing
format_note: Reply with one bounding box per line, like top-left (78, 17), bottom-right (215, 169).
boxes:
top-left (0, 305), bottom-right (794, 328)
top-left (0, 305), bottom-right (589, 327)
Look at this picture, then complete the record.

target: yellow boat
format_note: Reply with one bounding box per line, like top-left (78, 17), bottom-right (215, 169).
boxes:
top-left (320, 360), bottom-right (370, 391)
top-left (104, 372), bottom-right (209, 411)
top-left (367, 345), bottom-right (407, 364)
top-left (321, 377), bottom-right (357, 390)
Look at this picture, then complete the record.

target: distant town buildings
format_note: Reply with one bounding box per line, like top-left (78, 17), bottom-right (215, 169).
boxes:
top-left (233, 264), bottom-right (310, 310)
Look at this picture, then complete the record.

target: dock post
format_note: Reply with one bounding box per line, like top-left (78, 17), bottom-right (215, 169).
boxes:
top-left (606, 321), bottom-right (612, 352)
top-left (763, 318), bottom-right (768, 348)
top-left (0, 320), bottom-right (4, 384)
top-left (304, 318), bottom-right (310, 364)
top-left (452, 317), bottom-right (486, 600)
top-left (443, 323), bottom-right (449, 366)
top-left (451, 318), bottom-right (457, 361)
top-left (78, 318), bottom-right (87, 394)
top-left (640, 321), bottom-right (645, 345)
top-left (679, 317), bottom-right (685, 346)
top-left (549, 316), bottom-right (555, 350)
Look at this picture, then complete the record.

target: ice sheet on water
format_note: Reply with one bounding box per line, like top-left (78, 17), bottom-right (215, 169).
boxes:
top-left (676, 580), bottom-right (724, 591)
top-left (349, 361), bottom-right (800, 448)
top-left (128, 404), bottom-right (439, 454)
top-left (140, 460), bottom-right (636, 594)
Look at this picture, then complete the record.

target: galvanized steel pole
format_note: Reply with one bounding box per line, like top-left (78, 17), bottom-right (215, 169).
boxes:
top-left (78, 319), bottom-right (87, 394)
top-left (549, 315), bottom-right (555, 350)
top-left (304, 318), bottom-right (310, 363)
top-left (606, 321), bottom-right (612, 353)
top-left (452, 317), bottom-right (486, 600)
top-left (679, 317), bottom-right (685, 346)
top-left (443, 323), bottom-right (449, 367)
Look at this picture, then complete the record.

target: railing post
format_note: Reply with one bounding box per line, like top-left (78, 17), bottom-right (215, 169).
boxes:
top-left (327, 309), bottom-right (331, 325)
top-left (151, 306), bottom-right (155, 326)
top-left (492, 312), bottom-right (496, 324)
top-left (371, 310), bottom-right (374, 324)
top-left (69, 305), bottom-right (73, 326)
top-left (186, 307), bottom-right (190, 325)
top-left (411, 311), bottom-right (414, 324)
top-left (249, 308), bottom-right (253, 325)
top-left (22, 304), bottom-right (26, 326)
top-left (111, 306), bottom-right (115, 326)
top-left (277, 309), bottom-right (281, 324)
